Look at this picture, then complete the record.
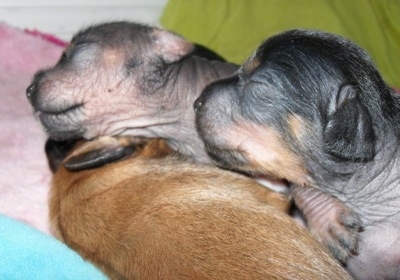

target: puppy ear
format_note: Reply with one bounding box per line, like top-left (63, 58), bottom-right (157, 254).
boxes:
top-left (151, 29), bottom-right (194, 63)
top-left (63, 137), bottom-right (137, 171)
top-left (323, 84), bottom-right (375, 161)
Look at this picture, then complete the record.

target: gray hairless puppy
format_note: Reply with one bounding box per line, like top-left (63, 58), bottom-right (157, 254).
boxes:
top-left (195, 29), bottom-right (400, 279)
top-left (26, 21), bottom-right (238, 164)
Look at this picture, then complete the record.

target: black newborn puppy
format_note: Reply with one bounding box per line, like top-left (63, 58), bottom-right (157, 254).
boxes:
top-left (195, 29), bottom-right (400, 279)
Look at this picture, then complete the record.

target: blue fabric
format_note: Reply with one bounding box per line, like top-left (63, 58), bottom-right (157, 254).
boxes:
top-left (0, 214), bottom-right (107, 280)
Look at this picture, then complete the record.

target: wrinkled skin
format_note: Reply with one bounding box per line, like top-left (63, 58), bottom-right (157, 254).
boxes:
top-left (195, 29), bottom-right (400, 279)
top-left (27, 22), bottom-right (238, 163)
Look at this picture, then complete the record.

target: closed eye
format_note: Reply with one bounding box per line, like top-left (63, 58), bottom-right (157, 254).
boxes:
top-left (58, 42), bottom-right (92, 64)
top-left (156, 63), bottom-right (167, 76)
top-left (156, 56), bottom-right (168, 74)
top-left (126, 57), bottom-right (143, 69)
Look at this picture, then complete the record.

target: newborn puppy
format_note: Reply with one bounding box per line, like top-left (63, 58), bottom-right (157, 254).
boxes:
top-left (27, 21), bottom-right (238, 163)
top-left (195, 29), bottom-right (400, 279)
top-left (48, 136), bottom-right (350, 280)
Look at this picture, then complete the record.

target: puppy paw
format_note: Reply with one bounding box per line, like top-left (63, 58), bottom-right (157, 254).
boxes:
top-left (323, 205), bottom-right (362, 263)
top-left (291, 186), bottom-right (362, 264)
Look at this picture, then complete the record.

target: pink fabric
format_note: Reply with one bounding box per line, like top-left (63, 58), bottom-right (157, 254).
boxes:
top-left (0, 23), bottom-right (66, 234)
top-left (24, 29), bottom-right (69, 48)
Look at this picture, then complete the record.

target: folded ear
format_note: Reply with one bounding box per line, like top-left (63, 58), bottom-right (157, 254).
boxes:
top-left (151, 29), bottom-right (194, 63)
top-left (64, 137), bottom-right (138, 171)
top-left (323, 84), bottom-right (375, 161)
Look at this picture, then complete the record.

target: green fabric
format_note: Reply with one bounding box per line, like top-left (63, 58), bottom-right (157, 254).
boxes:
top-left (161, 0), bottom-right (400, 88)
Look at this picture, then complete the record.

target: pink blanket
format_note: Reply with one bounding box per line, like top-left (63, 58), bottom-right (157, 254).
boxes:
top-left (0, 23), bottom-right (66, 234)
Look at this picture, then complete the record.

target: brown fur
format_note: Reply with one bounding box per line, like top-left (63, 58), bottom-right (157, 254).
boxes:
top-left (49, 136), bottom-right (350, 279)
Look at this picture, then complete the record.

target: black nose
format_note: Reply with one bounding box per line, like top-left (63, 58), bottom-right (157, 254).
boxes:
top-left (26, 70), bottom-right (46, 105)
top-left (194, 84), bottom-right (215, 113)
top-left (26, 82), bottom-right (37, 105)
top-left (193, 95), bottom-right (205, 112)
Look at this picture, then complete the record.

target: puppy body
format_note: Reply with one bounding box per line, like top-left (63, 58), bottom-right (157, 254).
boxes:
top-left (195, 29), bottom-right (400, 279)
top-left (27, 21), bottom-right (237, 163)
top-left (49, 136), bottom-right (350, 279)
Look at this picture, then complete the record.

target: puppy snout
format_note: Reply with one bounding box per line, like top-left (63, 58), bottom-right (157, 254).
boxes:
top-left (194, 76), bottom-right (238, 113)
top-left (194, 81), bottom-right (219, 113)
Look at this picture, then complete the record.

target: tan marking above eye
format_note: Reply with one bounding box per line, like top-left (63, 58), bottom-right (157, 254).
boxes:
top-left (287, 114), bottom-right (311, 146)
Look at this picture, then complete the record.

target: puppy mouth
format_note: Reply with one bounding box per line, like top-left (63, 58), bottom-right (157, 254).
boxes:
top-left (203, 140), bottom-right (248, 170)
top-left (37, 103), bottom-right (84, 116)
top-left (36, 103), bottom-right (86, 140)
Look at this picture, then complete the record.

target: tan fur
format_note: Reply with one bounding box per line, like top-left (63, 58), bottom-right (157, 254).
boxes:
top-left (287, 114), bottom-right (311, 146)
top-left (49, 137), bottom-right (350, 279)
top-left (227, 123), bottom-right (310, 187)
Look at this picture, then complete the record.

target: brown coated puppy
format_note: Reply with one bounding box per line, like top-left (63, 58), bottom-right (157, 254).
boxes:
top-left (48, 136), bottom-right (350, 280)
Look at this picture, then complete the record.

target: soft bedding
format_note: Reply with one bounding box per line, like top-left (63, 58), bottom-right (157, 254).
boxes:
top-left (0, 23), bottom-right (106, 278)
top-left (0, 23), bottom-right (64, 234)
top-left (0, 214), bottom-right (106, 279)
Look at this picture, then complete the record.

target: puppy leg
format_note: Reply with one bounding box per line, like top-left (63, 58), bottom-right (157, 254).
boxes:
top-left (291, 186), bottom-right (362, 264)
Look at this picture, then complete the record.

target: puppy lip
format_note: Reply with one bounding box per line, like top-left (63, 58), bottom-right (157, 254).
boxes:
top-left (46, 128), bottom-right (85, 141)
top-left (37, 103), bottom-right (84, 116)
top-left (38, 113), bottom-right (85, 140)
top-left (36, 104), bottom-right (86, 140)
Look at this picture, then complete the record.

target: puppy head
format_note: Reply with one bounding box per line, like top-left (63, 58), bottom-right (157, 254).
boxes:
top-left (196, 75), bottom-right (311, 185)
top-left (195, 29), bottom-right (395, 186)
top-left (27, 21), bottom-right (194, 141)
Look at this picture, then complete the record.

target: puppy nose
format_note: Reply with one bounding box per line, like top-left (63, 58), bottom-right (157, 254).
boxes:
top-left (26, 82), bottom-right (37, 104)
top-left (194, 82), bottom-right (217, 112)
top-left (193, 95), bottom-right (205, 112)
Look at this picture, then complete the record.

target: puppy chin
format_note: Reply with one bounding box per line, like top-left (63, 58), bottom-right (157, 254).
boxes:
top-left (47, 128), bottom-right (85, 141)
top-left (204, 142), bottom-right (251, 174)
top-left (37, 109), bottom-right (86, 141)
top-left (40, 120), bottom-right (85, 141)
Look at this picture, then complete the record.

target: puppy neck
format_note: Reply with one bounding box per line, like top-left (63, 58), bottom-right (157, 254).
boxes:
top-left (147, 56), bottom-right (237, 163)
top-left (305, 128), bottom-right (400, 225)
top-left (346, 131), bottom-right (400, 224)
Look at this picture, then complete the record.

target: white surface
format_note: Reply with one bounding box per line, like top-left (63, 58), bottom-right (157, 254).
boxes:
top-left (0, 0), bottom-right (168, 40)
